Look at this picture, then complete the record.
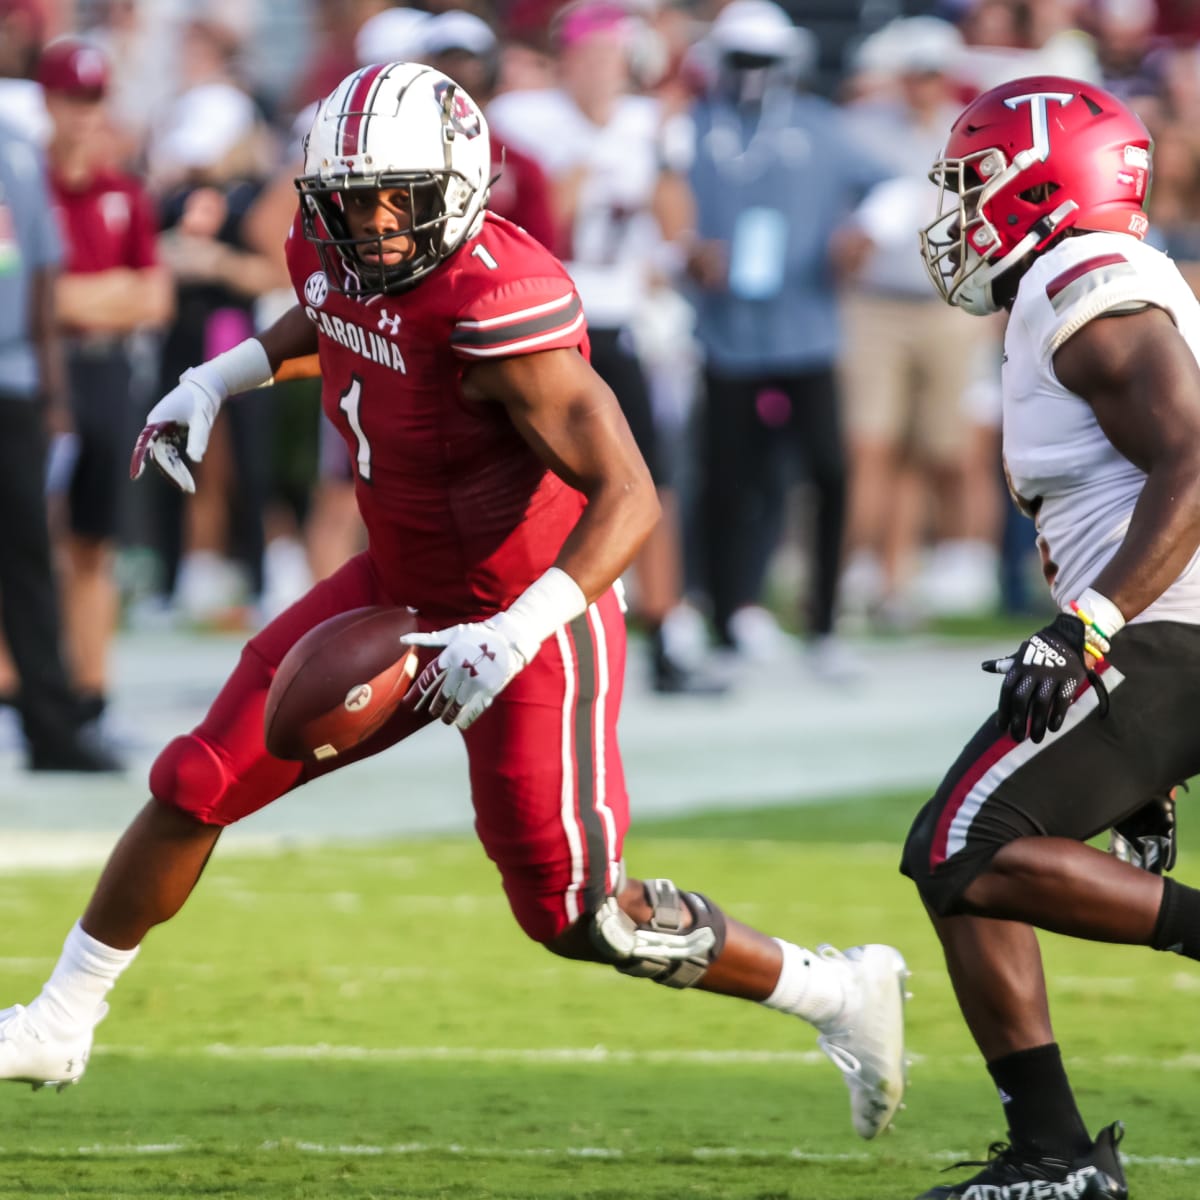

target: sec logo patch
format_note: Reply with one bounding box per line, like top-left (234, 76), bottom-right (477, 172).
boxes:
top-left (305, 271), bottom-right (329, 307)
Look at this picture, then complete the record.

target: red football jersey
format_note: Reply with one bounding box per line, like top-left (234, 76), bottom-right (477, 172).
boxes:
top-left (286, 210), bottom-right (590, 622)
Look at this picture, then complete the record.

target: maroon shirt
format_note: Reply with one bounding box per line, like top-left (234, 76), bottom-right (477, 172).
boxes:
top-left (49, 167), bottom-right (158, 276)
top-left (286, 209), bottom-right (589, 622)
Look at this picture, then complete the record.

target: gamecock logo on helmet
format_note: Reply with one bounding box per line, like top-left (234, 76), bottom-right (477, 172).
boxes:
top-left (434, 81), bottom-right (482, 139)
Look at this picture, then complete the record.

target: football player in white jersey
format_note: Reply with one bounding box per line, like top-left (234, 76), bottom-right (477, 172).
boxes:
top-left (903, 75), bottom-right (1200, 1198)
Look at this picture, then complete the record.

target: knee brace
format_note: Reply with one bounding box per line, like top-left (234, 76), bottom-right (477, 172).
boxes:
top-left (589, 877), bottom-right (727, 989)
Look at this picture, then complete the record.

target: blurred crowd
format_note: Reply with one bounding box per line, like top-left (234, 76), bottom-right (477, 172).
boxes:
top-left (3, 0), bottom-right (1200, 759)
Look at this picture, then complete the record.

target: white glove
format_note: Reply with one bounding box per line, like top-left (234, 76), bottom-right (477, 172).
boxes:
top-left (129, 339), bottom-right (273, 494)
top-left (402, 612), bottom-right (535, 730)
top-left (129, 369), bottom-right (223, 493)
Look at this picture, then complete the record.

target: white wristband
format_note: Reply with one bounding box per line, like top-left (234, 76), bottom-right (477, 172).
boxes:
top-left (498, 567), bottom-right (588, 662)
top-left (184, 338), bottom-right (273, 401)
top-left (1073, 587), bottom-right (1126, 640)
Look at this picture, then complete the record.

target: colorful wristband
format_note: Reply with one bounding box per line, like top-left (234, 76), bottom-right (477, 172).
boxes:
top-left (1068, 601), bottom-right (1111, 662)
top-left (1074, 587), bottom-right (1125, 639)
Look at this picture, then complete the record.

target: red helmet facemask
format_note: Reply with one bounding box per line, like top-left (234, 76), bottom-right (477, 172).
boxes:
top-left (920, 75), bottom-right (1152, 315)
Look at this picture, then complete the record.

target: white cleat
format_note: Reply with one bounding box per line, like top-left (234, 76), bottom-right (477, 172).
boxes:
top-left (0, 1003), bottom-right (100, 1091)
top-left (814, 944), bottom-right (909, 1139)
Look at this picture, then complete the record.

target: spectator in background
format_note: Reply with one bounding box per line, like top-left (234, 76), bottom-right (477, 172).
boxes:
top-left (1085, 0), bottom-right (1167, 106)
top-left (82, 0), bottom-right (184, 167)
top-left (148, 77), bottom-right (289, 626)
top-left (490, 0), bottom-right (722, 694)
top-left (0, 0), bottom-right (50, 141)
top-left (838, 17), bottom-right (997, 630)
top-left (422, 9), bottom-right (558, 250)
top-left (292, 0), bottom-right (405, 112)
top-left (954, 0), bottom-right (1101, 92)
top-left (1144, 119), bottom-right (1200, 286)
top-left (39, 36), bottom-right (173, 728)
top-left (353, 5), bottom-right (431, 70)
top-left (0, 117), bottom-right (121, 771)
top-left (658, 0), bottom-right (887, 678)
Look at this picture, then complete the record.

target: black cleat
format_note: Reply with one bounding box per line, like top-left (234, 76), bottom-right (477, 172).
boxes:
top-left (915, 1122), bottom-right (1127, 1199)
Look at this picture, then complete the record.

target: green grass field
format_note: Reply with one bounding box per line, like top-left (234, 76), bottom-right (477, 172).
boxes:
top-left (1, 791), bottom-right (1196, 1199)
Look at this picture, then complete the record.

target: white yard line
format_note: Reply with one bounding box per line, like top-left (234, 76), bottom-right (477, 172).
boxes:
top-left (1, 1140), bottom-right (1196, 1169)
top-left (80, 1043), bottom-right (1200, 1072)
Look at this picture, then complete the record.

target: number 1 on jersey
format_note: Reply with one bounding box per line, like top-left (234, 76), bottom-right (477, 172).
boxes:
top-left (339, 375), bottom-right (372, 483)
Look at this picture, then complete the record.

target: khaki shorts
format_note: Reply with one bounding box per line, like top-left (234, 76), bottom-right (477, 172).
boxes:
top-left (841, 292), bottom-right (982, 461)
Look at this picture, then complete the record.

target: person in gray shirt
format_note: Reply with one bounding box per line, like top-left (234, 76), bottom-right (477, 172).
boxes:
top-left (658, 1), bottom-right (890, 678)
top-left (0, 116), bottom-right (121, 770)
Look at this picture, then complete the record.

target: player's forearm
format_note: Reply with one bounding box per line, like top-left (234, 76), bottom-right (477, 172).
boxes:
top-left (553, 479), bottom-right (661, 603)
top-left (1089, 462), bottom-right (1200, 621)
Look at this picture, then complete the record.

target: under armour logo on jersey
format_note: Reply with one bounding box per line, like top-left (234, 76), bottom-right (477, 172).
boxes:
top-left (1023, 636), bottom-right (1067, 668)
top-left (461, 645), bottom-right (497, 677)
top-left (377, 309), bottom-right (401, 335)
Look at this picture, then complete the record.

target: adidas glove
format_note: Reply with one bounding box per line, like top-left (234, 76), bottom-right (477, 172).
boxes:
top-left (1111, 790), bottom-right (1179, 874)
top-left (982, 612), bottom-right (1109, 744)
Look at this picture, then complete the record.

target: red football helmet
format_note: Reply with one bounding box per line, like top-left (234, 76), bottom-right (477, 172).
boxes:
top-left (920, 75), bottom-right (1152, 315)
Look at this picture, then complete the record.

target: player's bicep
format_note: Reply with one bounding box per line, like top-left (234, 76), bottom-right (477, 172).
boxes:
top-left (464, 348), bottom-right (652, 496)
top-left (1053, 306), bottom-right (1200, 474)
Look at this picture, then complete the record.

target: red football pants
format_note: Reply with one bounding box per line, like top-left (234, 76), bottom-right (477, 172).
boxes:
top-left (150, 553), bottom-right (630, 941)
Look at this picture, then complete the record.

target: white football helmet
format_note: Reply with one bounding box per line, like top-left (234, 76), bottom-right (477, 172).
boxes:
top-left (297, 62), bottom-right (492, 295)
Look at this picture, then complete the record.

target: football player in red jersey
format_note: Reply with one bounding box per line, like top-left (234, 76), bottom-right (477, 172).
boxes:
top-left (0, 64), bottom-right (907, 1140)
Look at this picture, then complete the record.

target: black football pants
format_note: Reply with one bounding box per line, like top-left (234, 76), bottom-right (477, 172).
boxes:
top-left (0, 392), bottom-right (84, 748)
top-left (698, 365), bottom-right (848, 642)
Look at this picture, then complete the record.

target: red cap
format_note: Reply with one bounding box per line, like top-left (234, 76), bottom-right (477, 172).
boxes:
top-left (37, 37), bottom-right (109, 98)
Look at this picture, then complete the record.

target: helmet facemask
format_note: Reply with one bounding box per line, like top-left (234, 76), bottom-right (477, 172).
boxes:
top-left (921, 146), bottom-right (1080, 315)
top-left (298, 168), bottom-right (476, 297)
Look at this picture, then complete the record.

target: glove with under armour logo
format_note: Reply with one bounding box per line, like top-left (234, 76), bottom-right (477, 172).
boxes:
top-left (981, 612), bottom-right (1110, 744)
top-left (403, 612), bottom-right (533, 730)
top-left (401, 567), bottom-right (588, 731)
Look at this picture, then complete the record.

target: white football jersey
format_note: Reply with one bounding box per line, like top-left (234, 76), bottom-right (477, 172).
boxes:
top-left (1003, 230), bottom-right (1200, 625)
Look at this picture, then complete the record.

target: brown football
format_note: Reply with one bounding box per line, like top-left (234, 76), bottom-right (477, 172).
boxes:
top-left (264, 606), bottom-right (420, 762)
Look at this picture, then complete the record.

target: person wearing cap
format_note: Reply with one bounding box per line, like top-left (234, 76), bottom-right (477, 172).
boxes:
top-left (0, 108), bottom-right (122, 770)
top-left (656, 0), bottom-right (889, 679)
top-left (39, 35), bottom-right (173, 733)
top-left (423, 10), bottom-right (557, 251)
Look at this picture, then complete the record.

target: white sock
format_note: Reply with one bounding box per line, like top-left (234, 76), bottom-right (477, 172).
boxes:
top-left (29, 921), bottom-right (140, 1037)
top-left (760, 939), bottom-right (850, 1027)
